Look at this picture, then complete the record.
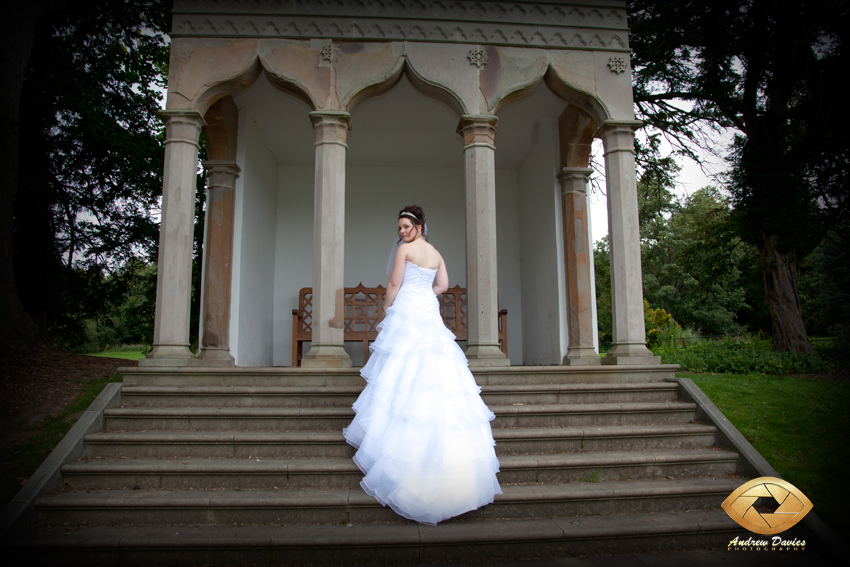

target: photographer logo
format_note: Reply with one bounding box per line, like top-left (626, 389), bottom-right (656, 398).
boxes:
top-left (722, 477), bottom-right (812, 551)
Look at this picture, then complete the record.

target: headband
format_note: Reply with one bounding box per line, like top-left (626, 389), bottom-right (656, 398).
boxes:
top-left (400, 211), bottom-right (418, 220)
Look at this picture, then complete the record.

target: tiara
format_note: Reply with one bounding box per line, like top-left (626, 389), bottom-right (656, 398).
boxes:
top-left (400, 211), bottom-right (418, 220)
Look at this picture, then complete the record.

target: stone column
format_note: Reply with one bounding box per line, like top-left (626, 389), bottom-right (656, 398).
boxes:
top-left (559, 167), bottom-right (601, 365)
top-left (198, 161), bottom-right (239, 366)
top-left (141, 110), bottom-right (205, 367)
top-left (301, 111), bottom-right (352, 368)
top-left (457, 114), bottom-right (509, 367)
top-left (599, 120), bottom-right (660, 365)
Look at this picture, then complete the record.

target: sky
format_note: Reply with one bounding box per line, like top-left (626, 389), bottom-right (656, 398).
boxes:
top-left (587, 130), bottom-right (734, 244)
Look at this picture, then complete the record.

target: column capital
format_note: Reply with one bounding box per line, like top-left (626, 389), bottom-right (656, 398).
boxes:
top-left (157, 109), bottom-right (207, 127)
top-left (598, 119), bottom-right (642, 157)
top-left (309, 111), bottom-right (351, 148)
top-left (557, 167), bottom-right (594, 192)
top-left (308, 110), bottom-right (352, 126)
top-left (598, 119), bottom-right (643, 133)
top-left (457, 114), bottom-right (498, 149)
top-left (203, 160), bottom-right (241, 191)
top-left (158, 110), bottom-right (206, 150)
top-left (202, 160), bottom-right (241, 175)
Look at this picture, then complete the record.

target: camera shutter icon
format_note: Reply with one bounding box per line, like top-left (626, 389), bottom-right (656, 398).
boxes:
top-left (721, 477), bottom-right (813, 535)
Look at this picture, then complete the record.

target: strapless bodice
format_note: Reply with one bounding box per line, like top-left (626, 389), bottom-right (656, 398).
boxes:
top-left (399, 261), bottom-right (437, 296)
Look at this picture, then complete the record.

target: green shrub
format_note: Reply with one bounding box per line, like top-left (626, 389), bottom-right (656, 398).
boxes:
top-left (656, 335), bottom-right (836, 374)
top-left (644, 299), bottom-right (683, 348)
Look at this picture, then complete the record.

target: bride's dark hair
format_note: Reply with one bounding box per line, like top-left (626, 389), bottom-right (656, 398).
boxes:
top-left (398, 205), bottom-right (427, 242)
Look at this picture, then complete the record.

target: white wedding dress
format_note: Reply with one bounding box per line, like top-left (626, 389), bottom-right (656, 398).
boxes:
top-left (343, 261), bottom-right (502, 525)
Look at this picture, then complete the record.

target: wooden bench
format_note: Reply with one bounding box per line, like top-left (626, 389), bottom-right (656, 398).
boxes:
top-left (292, 283), bottom-right (508, 366)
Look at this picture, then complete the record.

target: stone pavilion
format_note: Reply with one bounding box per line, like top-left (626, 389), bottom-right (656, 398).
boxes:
top-left (142, 0), bottom-right (660, 369)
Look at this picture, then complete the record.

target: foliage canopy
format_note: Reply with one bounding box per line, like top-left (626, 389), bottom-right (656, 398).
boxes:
top-left (628, 0), bottom-right (850, 351)
top-left (14, 0), bottom-right (171, 346)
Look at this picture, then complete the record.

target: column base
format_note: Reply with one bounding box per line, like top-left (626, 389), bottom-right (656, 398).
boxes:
top-left (563, 347), bottom-right (602, 366)
top-left (138, 344), bottom-right (196, 367)
top-left (601, 343), bottom-right (661, 366)
top-left (466, 344), bottom-right (510, 367)
top-left (301, 344), bottom-right (352, 368)
top-left (198, 347), bottom-right (236, 367)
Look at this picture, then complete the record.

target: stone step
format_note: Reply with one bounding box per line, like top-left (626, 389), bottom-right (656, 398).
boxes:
top-left (36, 478), bottom-right (742, 527)
top-left (483, 382), bottom-right (680, 405)
top-left (119, 364), bottom-right (679, 387)
top-left (119, 382), bottom-right (680, 408)
top-left (102, 406), bottom-right (354, 431)
top-left (84, 424), bottom-right (718, 460)
top-left (102, 402), bottom-right (698, 431)
top-left (5, 509), bottom-right (748, 565)
top-left (495, 423), bottom-right (717, 454)
top-left (492, 402), bottom-right (697, 428)
top-left (119, 386), bottom-right (365, 408)
top-left (60, 450), bottom-right (738, 490)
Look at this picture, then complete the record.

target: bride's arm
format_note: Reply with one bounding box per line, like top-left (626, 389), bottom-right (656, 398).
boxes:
top-left (432, 260), bottom-right (448, 295)
top-left (384, 244), bottom-right (407, 311)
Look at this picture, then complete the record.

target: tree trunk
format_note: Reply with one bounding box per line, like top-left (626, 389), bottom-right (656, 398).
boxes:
top-left (758, 232), bottom-right (813, 353)
top-left (0, 3), bottom-right (63, 346)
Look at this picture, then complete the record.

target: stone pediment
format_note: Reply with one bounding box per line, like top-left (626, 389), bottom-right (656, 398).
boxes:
top-left (171, 0), bottom-right (629, 51)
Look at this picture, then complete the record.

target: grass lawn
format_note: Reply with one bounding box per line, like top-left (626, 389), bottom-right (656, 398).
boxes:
top-left (0, 373), bottom-right (123, 507)
top-left (84, 349), bottom-right (146, 361)
top-left (682, 371), bottom-right (850, 545)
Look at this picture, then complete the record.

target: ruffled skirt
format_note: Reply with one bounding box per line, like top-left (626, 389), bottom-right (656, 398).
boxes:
top-left (342, 289), bottom-right (502, 525)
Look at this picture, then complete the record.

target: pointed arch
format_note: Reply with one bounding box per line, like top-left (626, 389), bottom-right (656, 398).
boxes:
top-left (203, 96), bottom-right (239, 161)
top-left (176, 39), bottom-right (331, 114)
top-left (335, 43), bottom-right (405, 112)
top-left (558, 104), bottom-right (598, 168)
top-left (544, 59), bottom-right (610, 125)
top-left (481, 46), bottom-right (548, 114)
top-left (167, 39), bottom-right (264, 115)
top-left (402, 45), bottom-right (469, 117)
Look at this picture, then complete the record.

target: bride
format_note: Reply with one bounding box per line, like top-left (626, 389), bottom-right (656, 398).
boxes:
top-left (343, 205), bottom-right (502, 525)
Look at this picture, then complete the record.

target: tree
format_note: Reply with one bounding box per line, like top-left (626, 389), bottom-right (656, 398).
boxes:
top-left (8, 0), bottom-right (170, 346)
top-left (0, 2), bottom-right (67, 347)
top-left (632, 146), bottom-right (754, 336)
top-left (628, 0), bottom-right (850, 352)
top-left (642, 186), bottom-right (752, 336)
top-left (594, 237), bottom-right (613, 344)
top-left (799, 222), bottom-right (850, 335)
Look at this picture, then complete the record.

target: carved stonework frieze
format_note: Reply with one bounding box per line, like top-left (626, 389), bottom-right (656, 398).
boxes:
top-left (467, 47), bottom-right (488, 68)
top-left (170, 1), bottom-right (630, 51)
top-left (174, 1), bottom-right (628, 27)
top-left (607, 56), bottom-right (628, 74)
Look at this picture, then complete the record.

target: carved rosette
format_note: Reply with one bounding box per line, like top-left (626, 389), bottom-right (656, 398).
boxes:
top-left (607, 56), bottom-right (628, 74)
top-left (467, 47), bottom-right (488, 69)
top-left (321, 44), bottom-right (341, 63)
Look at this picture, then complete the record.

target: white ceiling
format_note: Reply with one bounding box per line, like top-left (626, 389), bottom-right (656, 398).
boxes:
top-left (232, 70), bottom-right (569, 170)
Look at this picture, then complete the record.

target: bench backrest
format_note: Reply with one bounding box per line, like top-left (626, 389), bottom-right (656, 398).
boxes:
top-left (293, 283), bottom-right (468, 340)
top-left (292, 284), bottom-right (505, 366)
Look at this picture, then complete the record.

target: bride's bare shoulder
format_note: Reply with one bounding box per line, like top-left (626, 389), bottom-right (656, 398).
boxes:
top-left (427, 242), bottom-right (444, 264)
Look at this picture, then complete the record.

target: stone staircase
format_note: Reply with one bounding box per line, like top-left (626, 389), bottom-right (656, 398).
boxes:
top-left (8, 365), bottom-right (758, 565)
